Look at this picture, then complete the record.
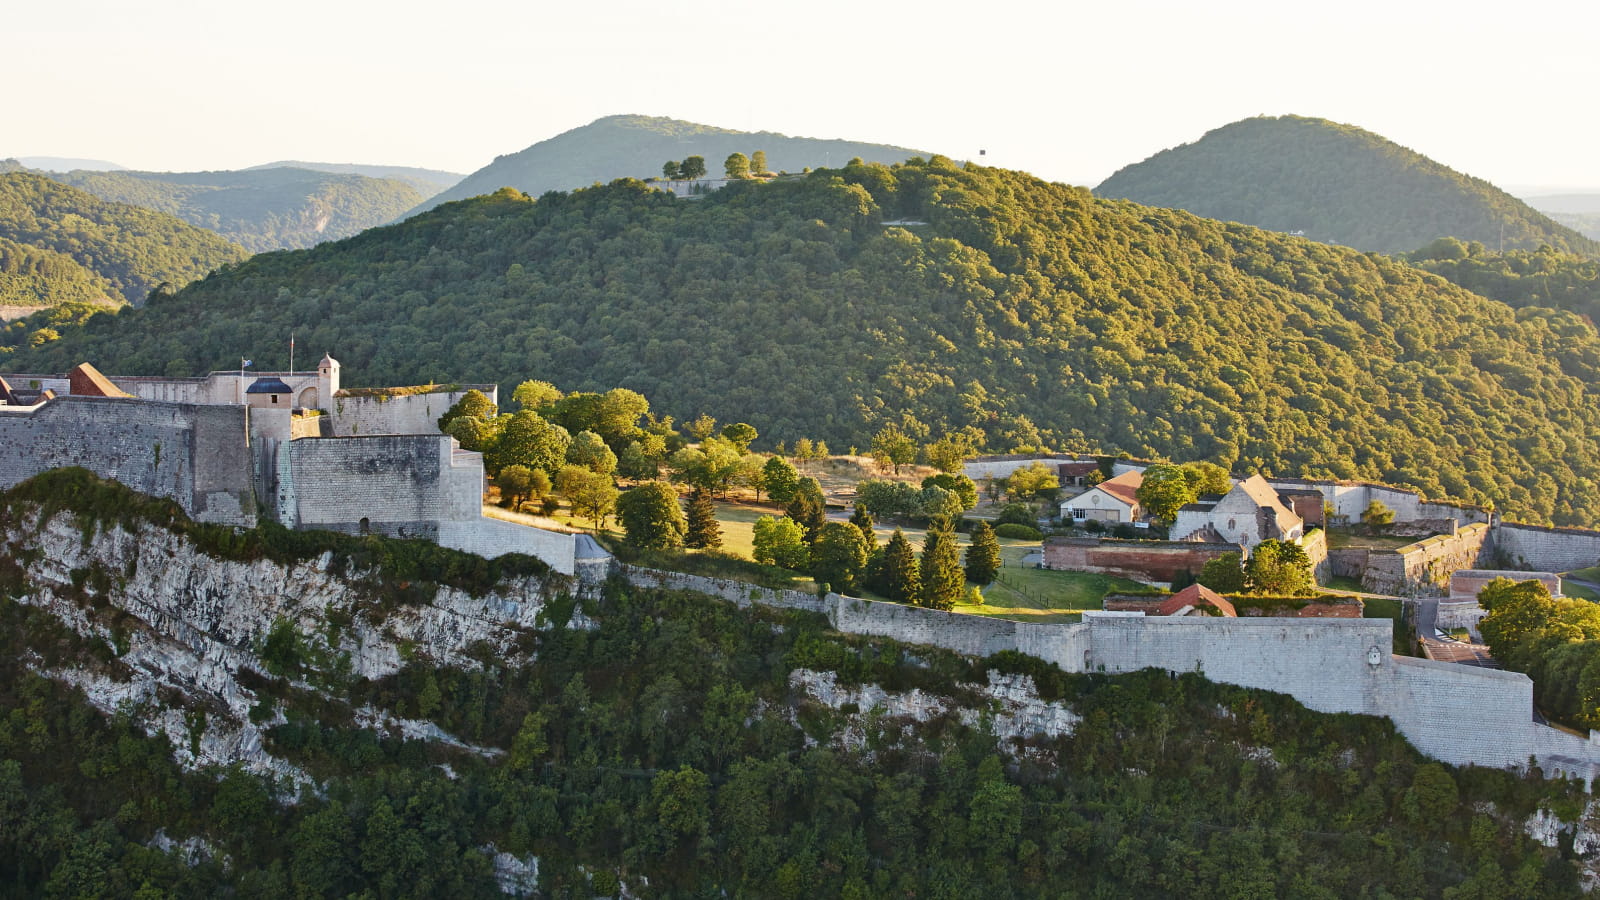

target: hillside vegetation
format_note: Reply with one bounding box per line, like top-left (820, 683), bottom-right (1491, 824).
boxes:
top-left (0, 472), bottom-right (1588, 897)
top-left (1411, 239), bottom-right (1600, 324)
top-left (7, 159), bottom-right (1600, 525)
top-left (1097, 115), bottom-right (1600, 256)
top-left (0, 172), bottom-right (247, 306)
top-left (244, 160), bottom-right (463, 197)
top-left (0, 236), bottom-right (116, 309)
top-left (411, 113), bottom-right (928, 216)
top-left (54, 167), bottom-right (426, 252)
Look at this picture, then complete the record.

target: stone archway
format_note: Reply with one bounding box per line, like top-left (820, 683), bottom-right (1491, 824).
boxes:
top-left (298, 387), bottom-right (319, 410)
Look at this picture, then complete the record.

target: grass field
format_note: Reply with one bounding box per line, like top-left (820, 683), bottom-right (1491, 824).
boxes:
top-left (1567, 566), bottom-right (1600, 584)
top-left (1324, 530), bottom-right (1423, 551)
top-left (1324, 575), bottom-right (1366, 593)
top-left (1564, 580), bottom-right (1600, 602)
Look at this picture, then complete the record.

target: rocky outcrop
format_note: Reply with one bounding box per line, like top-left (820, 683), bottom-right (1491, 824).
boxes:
top-left (2, 506), bottom-right (585, 777)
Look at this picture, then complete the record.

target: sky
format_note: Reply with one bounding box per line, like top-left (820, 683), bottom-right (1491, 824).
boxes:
top-left (9, 0), bottom-right (1598, 192)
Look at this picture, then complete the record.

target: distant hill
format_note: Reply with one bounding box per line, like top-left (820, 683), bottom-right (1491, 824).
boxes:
top-left (9, 160), bottom-right (1600, 526)
top-left (0, 172), bottom-right (247, 307)
top-left (409, 114), bottom-right (930, 216)
top-left (16, 156), bottom-right (125, 172)
top-left (1097, 115), bottom-right (1600, 256)
top-left (1523, 193), bottom-right (1600, 215)
top-left (245, 160), bottom-right (462, 197)
top-left (52, 167), bottom-right (425, 252)
top-left (0, 236), bottom-right (117, 310)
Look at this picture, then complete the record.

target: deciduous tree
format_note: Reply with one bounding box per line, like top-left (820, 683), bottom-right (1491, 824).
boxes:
top-left (617, 481), bottom-right (687, 549)
top-left (752, 515), bottom-right (808, 569)
top-left (724, 153), bottom-right (751, 179)
top-left (811, 522), bottom-right (871, 593)
top-left (679, 156), bottom-right (706, 180)
top-left (1136, 463), bottom-right (1199, 524)
top-left (761, 455), bottom-right (800, 503)
top-left (871, 425), bottom-right (917, 475)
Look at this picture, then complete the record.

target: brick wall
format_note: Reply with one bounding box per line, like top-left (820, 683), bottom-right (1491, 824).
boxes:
top-left (1043, 537), bottom-right (1240, 584)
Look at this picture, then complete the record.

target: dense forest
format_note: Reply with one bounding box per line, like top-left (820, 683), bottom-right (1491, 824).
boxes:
top-left (1411, 239), bottom-right (1600, 323)
top-left (412, 114), bottom-right (928, 217)
top-left (0, 236), bottom-right (116, 309)
top-left (0, 473), bottom-right (1589, 897)
top-left (53, 167), bottom-right (426, 252)
top-left (0, 172), bottom-right (248, 306)
top-left (1097, 115), bottom-right (1600, 256)
top-left (7, 159), bottom-right (1600, 525)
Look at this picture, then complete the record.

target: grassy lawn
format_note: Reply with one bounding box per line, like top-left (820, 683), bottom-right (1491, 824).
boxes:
top-left (1566, 566), bottom-right (1600, 584)
top-left (1324, 529), bottom-right (1425, 551)
top-left (1324, 575), bottom-right (1366, 593)
top-left (1362, 596), bottom-right (1403, 620)
top-left (1564, 580), bottom-right (1600, 602)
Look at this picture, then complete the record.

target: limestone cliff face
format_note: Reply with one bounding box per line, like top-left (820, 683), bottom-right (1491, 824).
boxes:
top-left (1, 506), bottom-right (587, 779)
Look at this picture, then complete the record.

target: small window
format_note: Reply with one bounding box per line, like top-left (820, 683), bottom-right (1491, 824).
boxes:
top-left (1228, 518), bottom-right (1236, 531)
top-left (271, 395), bottom-right (278, 404)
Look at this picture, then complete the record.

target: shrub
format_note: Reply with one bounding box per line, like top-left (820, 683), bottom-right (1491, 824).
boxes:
top-left (993, 523), bottom-right (1043, 541)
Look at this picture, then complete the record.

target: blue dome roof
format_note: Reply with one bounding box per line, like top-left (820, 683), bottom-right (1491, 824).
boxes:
top-left (245, 377), bottom-right (293, 394)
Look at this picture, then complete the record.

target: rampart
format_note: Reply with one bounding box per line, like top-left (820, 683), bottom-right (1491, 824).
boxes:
top-left (0, 396), bottom-right (255, 526)
top-left (1362, 523), bottom-right (1491, 596)
top-left (1491, 523), bottom-right (1600, 574)
top-left (1264, 477), bottom-right (1491, 528)
top-left (279, 435), bottom-right (478, 539)
top-left (611, 563), bottom-right (1600, 781)
top-left (328, 388), bottom-right (495, 437)
top-left (1042, 537), bottom-right (1240, 584)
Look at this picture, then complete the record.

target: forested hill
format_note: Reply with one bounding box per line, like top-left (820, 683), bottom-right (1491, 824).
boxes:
top-left (243, 161), bottom-right (463, 198)
top-left (1096, 115), bottom-right (1600, 256)
top-left (0, 172), bottom-right (248, 307)
top-left (7, 159), bottom-right (1600, 525)
top-left (408, 113), bottom-right (929, 216)
top-left (52, 167), bottom-right (426, 252)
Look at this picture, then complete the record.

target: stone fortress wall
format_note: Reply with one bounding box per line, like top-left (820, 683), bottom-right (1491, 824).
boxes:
top-left (326, 388), bottom-right (497, 438)
top-left (0, 396), bottom-right (255, 526)
top-left (627, 563), bottom-right (1600, 783)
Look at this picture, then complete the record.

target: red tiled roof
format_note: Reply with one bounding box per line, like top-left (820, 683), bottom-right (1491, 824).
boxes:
top-left (1093, 470), bottom-right (1144, 507)
top-left (67, 363), bottom-right (131, 398)
top-left (1157, 583), bottom-right (1237, 617)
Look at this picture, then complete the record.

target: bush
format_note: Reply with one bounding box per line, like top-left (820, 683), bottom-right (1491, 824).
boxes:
top-left (993, 523), bottom-right (1043, 541)
top-left (993, 503), bottom-right (1038, 528)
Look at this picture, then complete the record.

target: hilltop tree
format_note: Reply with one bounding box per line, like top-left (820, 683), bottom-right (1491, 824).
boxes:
top-left (750, 150), bottom-right (768, 176)
top-left (679, 156), bottom-right (706, 180)
top-left (1006, 462), bottom-right (1059, 503)
top-left (511, 379), bottom-right (562, 412)
top-left (918, 517), bottom-right (964, 611)
top-left (811, 522), bottom-right (871, 593)
top-left (879, 528), bottom-right (921, 604)
top-left (617, 481), bottom-right (687, 550)
top-left (687, 414), bottom-right (717, 442)
top-left (760, 455), bottom-right (800, 503)
top-left (725, 153), bottom-right (751, 179)
top-left (786, 477), bottom-right (827, 543)
top-left (752, 515), bottom-right (808, 569)
top-left (662, 161), bottom-right (681, 180)
top-left (926, 432), bottom-right (979, 474)
top-left (1199, 552), bottom-right (1247, 594)
top-left (685, 488), bottom-right (722, 549)
top-left (1137, 464), bottom-right (1199, 524)
top-left (720, 422), bottom-right (758, 452)
top-left (437, 389), bottom-right (496, 433)
top-left (1244, 540), bottom-right (1314, 595)
top-left (964, 521), bottom-right (1001, 585)
top-left (849, 503), bottom-right (876, 548)
top-left (871, 425), bottom-right (917, 475)
top-left (567, 430), bottom-right (618, 475)
top-left (487, 410), bottom-right (571, 477)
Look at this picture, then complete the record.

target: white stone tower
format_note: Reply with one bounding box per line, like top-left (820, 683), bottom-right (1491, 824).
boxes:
top-left (316, 353), bottom-right (341, 411)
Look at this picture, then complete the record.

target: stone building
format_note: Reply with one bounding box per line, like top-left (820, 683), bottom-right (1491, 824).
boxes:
top-left (1172, 474), bottom-right (1305, 550)
top-left (0, 356), bottom-right (603, 579)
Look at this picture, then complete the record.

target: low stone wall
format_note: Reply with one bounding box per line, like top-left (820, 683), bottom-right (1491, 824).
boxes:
top-left (1104, 593), bottom-right (1361, 618)
top-left (1328, 548), bottom-right (1369, 580)
top-left (438, 518), bottom-right (581, 577)
top-left (1493, 523), bottom-right (1600, 574)
top-left (1362, 523), bottom-right (1491, 596)
top-left (1042, 537), bottom-right (1240, 584)
top-left (1450, 569), bottom-right (1562, 599)
top-left (616, 566), bottom-right (830, 615)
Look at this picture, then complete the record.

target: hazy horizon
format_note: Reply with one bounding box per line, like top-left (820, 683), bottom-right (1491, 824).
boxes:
top-left (9, 0), bottom-right (1597, 192)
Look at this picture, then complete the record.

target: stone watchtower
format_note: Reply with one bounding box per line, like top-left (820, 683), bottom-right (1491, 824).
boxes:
top-left (315, 353), bottom-right (341, 412)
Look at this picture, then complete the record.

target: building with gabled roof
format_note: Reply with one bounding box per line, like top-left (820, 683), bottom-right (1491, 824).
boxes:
top-left (1172, 473), bottom-right (1304, 551)
top-left (1061, 469), bottom-right (1144, 523)
top-left (1156, 583), bottom-right (1237, 617)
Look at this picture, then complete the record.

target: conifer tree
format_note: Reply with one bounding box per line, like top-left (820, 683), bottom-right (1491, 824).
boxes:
top-left (881, 528), bottom-right (920, 604)
top-left (685, 488), bottom-right (722, 550)
top-left (964, 521), bottom-right (1001, 585)
top-left (918, 518), bottom-right (963, 611)
top-left (850, 503), bottom-right (876, 549)
top-left (786, 477), bottom-right (827, 543)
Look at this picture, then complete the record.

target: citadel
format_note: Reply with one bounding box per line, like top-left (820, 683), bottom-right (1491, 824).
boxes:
top-left (6, 357), bottom-right (1600, 785)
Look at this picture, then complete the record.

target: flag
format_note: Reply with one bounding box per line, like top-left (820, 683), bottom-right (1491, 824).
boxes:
top-left (242, 359), bottom-right (252, 367)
